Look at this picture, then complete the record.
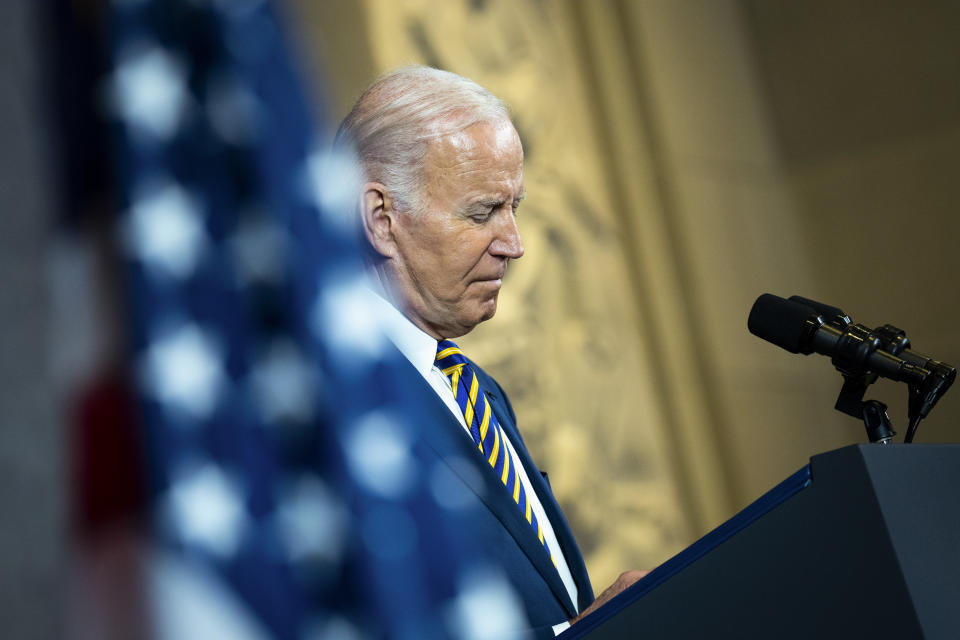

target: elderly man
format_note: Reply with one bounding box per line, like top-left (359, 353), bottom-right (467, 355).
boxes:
top-left (336, 66), bottom-right (644, 636)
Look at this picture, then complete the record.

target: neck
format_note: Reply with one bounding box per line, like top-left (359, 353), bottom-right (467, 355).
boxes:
top-left (367, 263), bottom-right (447, 341)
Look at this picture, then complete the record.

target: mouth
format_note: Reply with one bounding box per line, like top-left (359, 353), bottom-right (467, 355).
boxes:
top-left (472, 279), bottom-right (503, 293)
top-left (474, 274), bottom-right (504, 286)
top-left (472, 262), bottom-right (508, 288)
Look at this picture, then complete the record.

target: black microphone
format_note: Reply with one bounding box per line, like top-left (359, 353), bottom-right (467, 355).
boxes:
top-left (788, 295), bottom-right (955, 386)
top-left (747, 293), bottom-right (929, 386)
top-left (772, 294), bottom-right (956, 423)
top-left (749, 293), bottom-right (956, 442)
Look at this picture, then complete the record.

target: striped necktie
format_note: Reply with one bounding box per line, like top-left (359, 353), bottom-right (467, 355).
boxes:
top-left (435, 339), bottom-right (557, 568)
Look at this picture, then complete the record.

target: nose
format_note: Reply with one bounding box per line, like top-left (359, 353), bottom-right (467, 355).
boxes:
top-left (490, 210), bottom-right (524, 260)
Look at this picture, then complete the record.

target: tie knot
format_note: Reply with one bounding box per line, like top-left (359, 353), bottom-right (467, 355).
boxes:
top-left (436, 339), bottom-right (468, 370)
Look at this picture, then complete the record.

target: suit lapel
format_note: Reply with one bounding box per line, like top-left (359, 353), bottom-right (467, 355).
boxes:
top-left (482, 382), bottom-right (591, 617)
top-left (404, 357), bottom-right (580, 619)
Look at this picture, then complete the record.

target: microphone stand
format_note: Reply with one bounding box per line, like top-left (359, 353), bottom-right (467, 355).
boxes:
top-left (767, 296), bottom-right (955, 444)
top-left (824, 314), bottom-right (901, 444)
top-left (833, 372), bottom-right (896, 444)
top-left (829, 322), bottom-right (955, 444)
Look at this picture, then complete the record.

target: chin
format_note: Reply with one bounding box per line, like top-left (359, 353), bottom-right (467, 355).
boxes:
top-left (449, 303), bottom-right (497, 338)
top-left (477, 297), bottom-right (499, 321)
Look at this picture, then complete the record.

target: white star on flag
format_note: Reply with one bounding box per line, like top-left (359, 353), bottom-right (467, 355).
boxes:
top-left (166, 463), bottom-right (248, 557)
top-left (145, 323), bottom-right (224, 418)
top-left (111, 45), bottom-right (189, 140)
top-left (127, 182), bottom-right (206, 278)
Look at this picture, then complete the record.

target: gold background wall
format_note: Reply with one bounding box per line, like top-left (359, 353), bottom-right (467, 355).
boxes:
top-left (288, 0), bottom-right (960, 591)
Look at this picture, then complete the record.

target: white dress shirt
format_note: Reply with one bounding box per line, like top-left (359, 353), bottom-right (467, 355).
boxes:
top-left (366, 291), bottom-right (578, 632)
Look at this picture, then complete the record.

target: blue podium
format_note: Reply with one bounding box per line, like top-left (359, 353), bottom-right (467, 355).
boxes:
top-left (563, 444), bottom-right (960, 639)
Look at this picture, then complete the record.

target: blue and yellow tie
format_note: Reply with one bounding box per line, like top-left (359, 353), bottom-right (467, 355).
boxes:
top-left (436, 339), bottom-right (557, 568)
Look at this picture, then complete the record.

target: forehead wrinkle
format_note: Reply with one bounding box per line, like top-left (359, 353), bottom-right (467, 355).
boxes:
top-left (421, 120), bottom-right (523, 208)
top-left (427, 131), bottom-right (481, 172)
top-left (466, 177), bottom-right (525, 203)
top-left (428, 118), bottom-right (521, 165)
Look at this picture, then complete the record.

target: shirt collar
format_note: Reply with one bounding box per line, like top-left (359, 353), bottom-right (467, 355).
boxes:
top-left (365, 288), bottom-right (439, 380)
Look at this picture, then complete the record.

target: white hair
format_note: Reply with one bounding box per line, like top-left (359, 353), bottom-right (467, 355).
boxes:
top-left (334, 66), bottom-right (512, 214)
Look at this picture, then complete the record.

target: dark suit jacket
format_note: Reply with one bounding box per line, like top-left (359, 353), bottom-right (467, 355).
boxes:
top-left (405, 355), bottom-right (595, 637)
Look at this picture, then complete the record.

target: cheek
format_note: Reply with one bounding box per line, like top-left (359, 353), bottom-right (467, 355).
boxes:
top-left (458, 232), bottom-right (494, 263)
top-left (414, 224), bottom-right (493, 289)
top-left (432, 231), bottom-right (475, 266)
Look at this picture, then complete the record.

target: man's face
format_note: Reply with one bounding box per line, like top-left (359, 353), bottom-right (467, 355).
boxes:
top-left (388, 118), bottom-right (525, 339)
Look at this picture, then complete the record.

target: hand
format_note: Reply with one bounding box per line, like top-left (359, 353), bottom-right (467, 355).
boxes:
top-left (569, 570), bottom-right (649, 625)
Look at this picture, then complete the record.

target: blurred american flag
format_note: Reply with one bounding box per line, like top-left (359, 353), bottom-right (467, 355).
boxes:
top-left (90, 1), bottom-right (528, 638)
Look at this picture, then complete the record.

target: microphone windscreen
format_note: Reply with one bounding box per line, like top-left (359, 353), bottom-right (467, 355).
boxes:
top-left (748, 293), bottom-right (816, 354)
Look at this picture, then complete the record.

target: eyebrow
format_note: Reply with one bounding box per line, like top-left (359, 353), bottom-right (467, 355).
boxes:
top-left (474, 189), bottom-right (526, 209)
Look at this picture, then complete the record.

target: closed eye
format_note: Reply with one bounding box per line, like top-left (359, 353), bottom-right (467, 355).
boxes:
top-left (468, 202), bottom-right (500, 222)
top-left (468, 193), bottom-right (523, 221)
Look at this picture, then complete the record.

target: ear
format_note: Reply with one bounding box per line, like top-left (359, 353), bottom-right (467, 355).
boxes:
top-left (360, 182), bottom-right (399, 258)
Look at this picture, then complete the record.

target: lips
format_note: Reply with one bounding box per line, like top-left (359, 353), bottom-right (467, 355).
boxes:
top-left (480, 268), bottom-right (507, 282)
top-left (474, 274), bottom-right (504, 285)
top-left (472, 263), bottom-right (507, 286)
